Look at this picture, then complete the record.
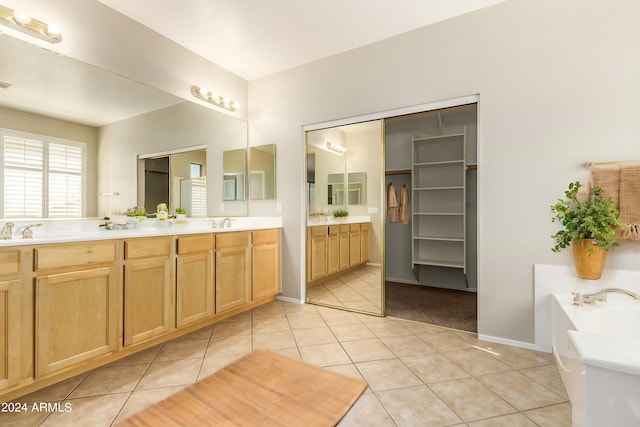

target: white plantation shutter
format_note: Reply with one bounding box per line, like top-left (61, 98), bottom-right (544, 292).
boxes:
top-left (3, 134), bottom-right (44, 217)
top-left (191, 177), bottom-right (207, 216)
top-left (1, 130), bottom-right (85, 218)
top-left (48, 142), bottom-right (83, 217)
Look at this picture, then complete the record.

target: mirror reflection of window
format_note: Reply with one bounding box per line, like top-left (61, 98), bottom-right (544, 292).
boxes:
top-left (223, 148), bottom-right (246, 201)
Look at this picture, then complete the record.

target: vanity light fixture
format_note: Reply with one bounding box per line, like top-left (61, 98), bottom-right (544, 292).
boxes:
top-left (191, 85), bottom-right (238, 112)
top-left (326, 141), bottom-right (346, 154)
top-left (0, 4), bottom-right (62, 43)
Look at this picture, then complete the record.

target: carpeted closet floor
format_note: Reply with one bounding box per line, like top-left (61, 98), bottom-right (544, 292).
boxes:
top-left (385, 282), bottom-right (477, 333)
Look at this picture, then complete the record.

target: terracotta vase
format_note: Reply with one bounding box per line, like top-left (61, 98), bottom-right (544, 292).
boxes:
top-left (571, 239), bottom-right (608, 280)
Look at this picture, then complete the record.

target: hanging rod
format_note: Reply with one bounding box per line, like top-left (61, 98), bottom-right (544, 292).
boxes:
top-left (385, 169), bottom-right (412, 176)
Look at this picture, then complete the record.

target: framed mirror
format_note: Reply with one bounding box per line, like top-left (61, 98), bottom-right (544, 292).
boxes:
top-left (249, 144), bottom-right (276, 200)
top-left (223, 148), bottom-right (246, 201)
top-left (305, 120), bottom-right (384, 316)
top-left (0, 34), bottom-right (248, 219)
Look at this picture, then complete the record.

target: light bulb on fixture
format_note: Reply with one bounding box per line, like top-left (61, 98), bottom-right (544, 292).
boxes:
top-left (0, 4), bottom-right (62, 43)
top-left (190, 85), bottom-right (237, 112)
top-left (326, 141), bottom-right (346, 154)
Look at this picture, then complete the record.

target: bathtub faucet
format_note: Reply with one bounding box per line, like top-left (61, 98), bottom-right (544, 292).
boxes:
top-left (572, 288), bottom-right (640, 306)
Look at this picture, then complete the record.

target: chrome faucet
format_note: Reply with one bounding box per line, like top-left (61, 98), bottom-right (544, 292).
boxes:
top-left (0, 222), bottom-right (15, 240)
top-left (572, 288), bottom-right (640, 306)
top-left (21, 223), bottom-right (43, 239)
top-left (221, 217), bottom-right (233, 228)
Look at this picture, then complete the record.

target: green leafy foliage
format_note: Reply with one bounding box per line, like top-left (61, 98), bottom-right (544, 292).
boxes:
top-left (551, 181), bottom-right (624, 253)
top-left (332, 209), bottom-right (349, 218)
top-left (175, 207), bottom-right (186, 214)
top-left (126, 207), bottom-right (147, 217)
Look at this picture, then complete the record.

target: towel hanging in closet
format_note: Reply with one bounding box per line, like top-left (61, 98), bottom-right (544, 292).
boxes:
top-left (387, 183), bottom-right (399, 223)
top-left (399, 184), bottom-right (411, 224)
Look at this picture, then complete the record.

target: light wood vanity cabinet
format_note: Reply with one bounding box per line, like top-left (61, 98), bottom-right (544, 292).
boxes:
top-left (215, 232), bottom-right (251, 314)
top-left (176, 234), bottom-right (214, 327)
top-left (34, 241), bottom-right (119, 377)
top-left (307, 222), bottom-right (371, 284)
top-left (123, 237), bottom-right (173, 347)
top-left (0, 250), bottom-right (22, 390)
top-left (252, 229), bottom-right (281, 300)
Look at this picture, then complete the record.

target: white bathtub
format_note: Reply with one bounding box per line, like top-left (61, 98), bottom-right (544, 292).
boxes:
top-left (552, 292), bottom-right (640, 427)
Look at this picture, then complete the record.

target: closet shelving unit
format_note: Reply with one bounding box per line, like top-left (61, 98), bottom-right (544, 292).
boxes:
top-left (411, 130), bottom-right (466, 275)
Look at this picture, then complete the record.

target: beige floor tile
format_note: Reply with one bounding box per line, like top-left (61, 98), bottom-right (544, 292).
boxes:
top-left (282, 302), bottom-right (319, 315)
top-left (268, 347), bottom-right (302, 361)
top-left (173, 324), bottom-right (214, 341)
top-left (298, 342), bottom-right (352, 367)
top-left (155, 338), bottom-right (209, 362)
top-left (477, 370), bottom-right (566, 411)
top-left (418, 330), bottom-right (473, 352)
top-left (338, 393), bottom-right (395, 426)
top-left (355, 359), bottom-right (422, 392)
top-left (443, 347), bottom-right (513, 376)
top-left (68, 363), bottom-right (149, 399)
top-left (377, 385), bottom-right (462, 427)
top-left (135, 359), bottom-right (202, 390)
top-left (380, 334), bottom-right (437, 357)
top-left (0, 407), bottom-right (51, 427)
top-left (523, 402), bottom-right (572, 427)
top-left (520, 364), bottom-right (569, 400)
top-left (292, 326), bottom-right (337, 346)
top-left (112, 385), bottom-right (188, 424)
top-left (41, 392), bottom-right (130, 427)
top-left (286, 313), bottom-right (327, 330)
top-left (252, 316), bottom-right (291, 333)
top-left (402, 353), bottom-right (470, 384)
top-left (14, 372), bottom-right (90, 404)
top-left (365, 319), bottom-right (413, 338)
top-left (252, 330), bottom-right (296, 350)
top-left (323, 363), bottom-right (367, 383)
top-left (211, 319), bottom-right (252, 338)
top-left (341, 338), bottom-right (395, 363)
top-left (467, 412), bottom-right (538, 426)
top-left (429, 377), bottom-right (516, 422)
top-left (492, 345), bottom-right (555, 369)
top-left (320, 311), bottom-right (361, 326)
top-left (206, 334), bottom-right (252, 356)
top-left (330, 322), bottom-right (377, 342)
top-left (111, 344), bottom-right (163, 366)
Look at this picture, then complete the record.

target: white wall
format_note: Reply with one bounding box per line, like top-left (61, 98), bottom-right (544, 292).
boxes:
top-left (248, 0), bottom-right (640, 343)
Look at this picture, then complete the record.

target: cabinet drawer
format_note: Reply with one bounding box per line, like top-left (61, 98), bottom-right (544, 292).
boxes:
top-left (0, 250), bottom-right (20, 276)
top-left (309, 226), bottom-right (327, 238)
top-left (328, 225), bottom-right (339, 235)
top-left (125, 237), bottom-right (171, 260)
top-left (339, 225), bottom-right (350, 233)
top-left (216, 231), bottom-right (250, 250)
top-left (349, 224), bottom-right (361, 232)
top-left (35, 242), bottom-right (115, 271)
top-left (361, 223), bottom-right (370, 231)
top-left (177, 234), bottom-right (214, 254)
top-left (252, 229), bottom-right (280, 245)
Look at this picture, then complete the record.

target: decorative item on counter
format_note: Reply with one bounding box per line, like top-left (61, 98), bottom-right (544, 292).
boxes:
top-left (551, 181), bottom-right (624, 279)
top-left (332, 209), bottom-right (349, 218)
top-left (126, 207), bottom-right (147, 227)
top-left (156, 203), bottom-right (169, 220)
top-left (175, 207), bottom-right (187, 221)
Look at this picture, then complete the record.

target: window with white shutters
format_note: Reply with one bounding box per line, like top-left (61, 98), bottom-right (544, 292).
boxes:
top-left (1, 129), bottom-right (85, 218)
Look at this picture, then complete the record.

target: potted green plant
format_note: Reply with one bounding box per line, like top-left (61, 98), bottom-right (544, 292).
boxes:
top-left (551, 181), bottom-right (624, 279)
top-left (332, 209), bottom-right (349, 219)
top-left (156, 203), bottom-right (169, 220)
top-left (175, 207), bottom-right (186, 220)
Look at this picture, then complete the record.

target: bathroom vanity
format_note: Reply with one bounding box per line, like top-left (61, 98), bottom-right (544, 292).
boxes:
top-left (0, 218), bottom-right (281, 401)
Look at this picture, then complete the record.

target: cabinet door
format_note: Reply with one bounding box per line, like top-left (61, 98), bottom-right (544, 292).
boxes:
top-left (252, 231), bottom-right (280, 300)
top-left (307, 226), bottom-right (328, 281)
top-left (216, 247), bottom-right (251, 314)
top-left (349, 226), bottom-right (361, 267)
top-left (176, 251), bottom-right (214, 328)
top-left (360, 224), bottom-right (370, 263)
top-left (327, 232), bottom-right (340, 275)
top-left (339, 227), bottom-right (350, 271)
top-left (0, 279), bottom-right (20, 389)
top-left (36, 267), bottom-right (118, 376)
top-left (124, 258), bottom-right (172, 346)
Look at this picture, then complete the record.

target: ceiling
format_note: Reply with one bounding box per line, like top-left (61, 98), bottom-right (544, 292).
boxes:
top-left (98, 0), bottom-right (509, 81)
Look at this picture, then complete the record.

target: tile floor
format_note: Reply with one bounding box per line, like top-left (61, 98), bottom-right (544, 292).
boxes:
top-left (307, 265), bottom-right (382, 313)
top-left (2, 300), bottom-right (571, 426)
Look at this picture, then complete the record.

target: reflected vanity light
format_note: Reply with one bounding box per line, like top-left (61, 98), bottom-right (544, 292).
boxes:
top-left (191, 85), bottom-right (238, 112)
top-left (0, 4), bottom-right (62, 43)
top-left (326, 141), bottom-right (346, 154)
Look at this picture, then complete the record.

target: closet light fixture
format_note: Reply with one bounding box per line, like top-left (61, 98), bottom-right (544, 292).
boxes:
top-left (326, 141), bottom-right (346, 154)
top-left (0, 4), bottom-right (62, 43)
top-left (191, 85), bottom-right (238, 112)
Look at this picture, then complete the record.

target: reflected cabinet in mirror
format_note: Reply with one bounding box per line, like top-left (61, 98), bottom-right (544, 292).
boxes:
top-left (305, 120), bottom-right (384, 316)
top-left (0, 34), bottom-right (249, 220)
top-left (249, 144), bottom-right (276, 200)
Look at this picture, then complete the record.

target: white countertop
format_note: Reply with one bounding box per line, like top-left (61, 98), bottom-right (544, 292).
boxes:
top-left (0, 217), bottom-right (283, 246)
top-left (306, 215), bottom-right (371, 226)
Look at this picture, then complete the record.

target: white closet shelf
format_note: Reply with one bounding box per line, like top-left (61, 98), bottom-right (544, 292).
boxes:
top-left (414, 160), bottom-right (464, 167)
top-left (413, 258), bottom-right (464, 268)
top-left (413, 186), bottom-right (464, 191)
top-left (413, 133), bottom-right (465, 143)
top-left (414, 236), bottom-right (464, 242)
top-left (413, 212), bottom-right (463, 216)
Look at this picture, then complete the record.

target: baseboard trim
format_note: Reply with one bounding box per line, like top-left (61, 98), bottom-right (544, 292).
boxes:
top-left (478, 334), bottom-right (552, 353)
top-left (276, 295), bottom-right (304, 304)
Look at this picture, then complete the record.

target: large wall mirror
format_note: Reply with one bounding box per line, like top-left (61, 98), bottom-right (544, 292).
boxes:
top-left (0, 34), bottom-right (248, 219)
top-left (305, 120), bottom-right (384, 316)
top-left (249, 144), bottom-right (276, 200)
